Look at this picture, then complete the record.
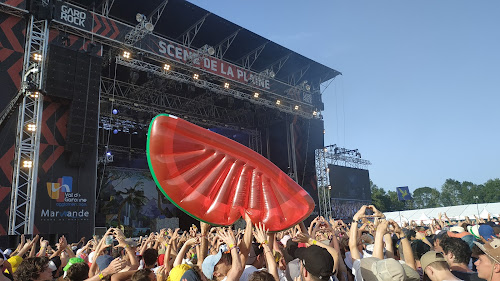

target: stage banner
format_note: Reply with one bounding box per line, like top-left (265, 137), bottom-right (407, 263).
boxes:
top-left (0, 0), bottom-right (26, 10)
top-left (34, 98), bottom-right (96, 242)
top-left (0, 13), bottom-right (25, 235)
top-left (51, 1), bottom-right (315, 106)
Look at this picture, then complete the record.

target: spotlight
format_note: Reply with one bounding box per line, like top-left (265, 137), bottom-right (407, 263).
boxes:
top-left (27, 124), bottom-right (36, 131)
top-left (113, 129), bottom-right (118, 134)
top-left (313, 111), bottom-right (317, 116)
top-left (276, 100), bottom-right (281, 105)
top-left (323, 129), bottom-right (326, 134)
top-left (328, 185), bottom-right (332, 190)
top-left (106, 151), bottom-right (112, 156)
top-left (136, 13), bottom-right (146, 23)
top-left (207, 46), bottom-right (215, 56)
top-left (163, 64), bottom-right (171, 71)
top-left (123, 51), bottom-right (131, 59)
top-left (112, 109), bottom-right (118, 115)
top-left (224, 82), bottom-right (229, 89)
top-left (193, 73), bottom-right (199, 80)
top-left (33, 53), bottom-right (42, 61)
top-left (254, 92), bottom-right (260, 98)
top-left (294, 105), bottom-right (299, 110)
top-left (145, 22), bottom-right (154, 32)
top-left (323, 147), bottom-right (327, 152)
top-left (305, 84), bottom-right (311, 91)
top-left (23, 160), bottom-right (32, 168)
top-left (29, 91), bottom-right (39, 98)
top-left (269, 71), bottom-right (275, 78)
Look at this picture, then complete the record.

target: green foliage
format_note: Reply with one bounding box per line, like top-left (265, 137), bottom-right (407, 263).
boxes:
top-left (370, 178), bottom-right (500, 212)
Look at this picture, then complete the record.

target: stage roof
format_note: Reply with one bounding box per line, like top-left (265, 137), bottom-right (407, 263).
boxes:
top-left (69, 0), bottom-right (341, 89)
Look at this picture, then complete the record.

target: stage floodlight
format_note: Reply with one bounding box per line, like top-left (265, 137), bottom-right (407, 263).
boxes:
top-left (193, 73), bottom-right (199, 80)
top-left (294, 105), bottom-right (299, 110)
top-left (313, 111), bottom-right (317, 116)
top-left (27, 124), bottom-right (36, 131)
top-left (323, 147), bottom-right (327, 152)
top-left (164, 64), bottom-right (171, 71)
top-left (276, 100), bottom-right (281, 105)
top-left (23, 160), bottom-right (32, 168)
top-left (305, 84), bottom-right (311, 91)
top-left (224, 82), bottom-right (230, 89)
top-left (269, 71), bottom-right (275, 78)
top-left (207, 46), bottom-right (215, 56)
top-left (323, 129), bottom-right (326, 134)
top-left (145, 22), bottom-right (154, 32)
top-left (328, 185), bottom-right (332, 190)
top-left (254, 92), bottom-right (260, 98)
top-left (123, 51), bottom-right (131, 59)
top-left (136, 13), bottom-right (146, 23)
top-left (29, 91), bottom-right (39, 98)
top-left (33, 53), bottom-right (42, 61)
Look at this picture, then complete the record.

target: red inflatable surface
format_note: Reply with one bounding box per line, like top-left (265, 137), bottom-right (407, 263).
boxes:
top-left (146, 114), bottom-right (315, 231)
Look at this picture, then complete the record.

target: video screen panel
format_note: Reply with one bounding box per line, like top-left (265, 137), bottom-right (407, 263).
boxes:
top-left (328, 165), bottom-right (371, 201)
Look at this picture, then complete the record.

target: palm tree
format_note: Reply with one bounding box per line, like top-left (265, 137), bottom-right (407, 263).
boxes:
top-left (116, 182), bottom-right (147, 228)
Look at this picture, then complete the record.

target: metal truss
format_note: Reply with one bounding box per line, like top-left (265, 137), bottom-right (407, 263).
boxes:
top-left (262, 54), bottom-right (290, 77)
top-left (100, 0), bottom-right (115, 17)
top-left (322, 144), bottom-right (371, 169)
top-left (0, 2), bottom-right (28, 17)
top-left (239, 42), bottom-right (268, 69)
top-left (9, 16), bottom-right (49, 235)
top-left (315, 149), bottom-right (332, 219)
top-left (115, 56), bottom-right (315, 119)
top-left (214, 29), bottom-right (241, 59)
top-left (178, 12), bottom-right (211, 48)
top-left (288, 64), bottom-right (311, 86)
top-left (124, 0), bottom-right (169, 46)
top-left (100, 77), bottom-right (258, 135)
top-left (248, 131), bottom-right (262, 155)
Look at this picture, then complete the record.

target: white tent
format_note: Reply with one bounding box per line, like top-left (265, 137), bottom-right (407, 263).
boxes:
top-left (384, 202), bottom-right (500, 222)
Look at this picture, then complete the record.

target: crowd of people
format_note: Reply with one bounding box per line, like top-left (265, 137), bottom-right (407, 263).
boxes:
top-left (1, 205), bottom-right (499, 281)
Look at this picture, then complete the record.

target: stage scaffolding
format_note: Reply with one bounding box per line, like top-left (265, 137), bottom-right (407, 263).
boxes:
top-left (315, 145), bottom-right (371, 218)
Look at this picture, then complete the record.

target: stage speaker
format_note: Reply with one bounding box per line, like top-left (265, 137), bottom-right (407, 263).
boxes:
top-left (46, 44), bottom-right (102, 166)
top-left (29, 0), bottom-right (54, 21)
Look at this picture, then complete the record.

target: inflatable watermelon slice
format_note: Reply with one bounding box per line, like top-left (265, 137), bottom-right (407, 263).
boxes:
top-left (146, 114), bottom-right (314, 231)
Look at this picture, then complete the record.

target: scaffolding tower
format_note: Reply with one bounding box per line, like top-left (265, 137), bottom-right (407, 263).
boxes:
top-left (8, 15), bottom-right (49, 235)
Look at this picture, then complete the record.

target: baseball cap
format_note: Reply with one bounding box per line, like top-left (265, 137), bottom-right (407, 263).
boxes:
top-left (167, 264), bottom-right (191, 281)
top-left (473, 238), bottom-right (500, 264)
top-left (246, 242), bottom-right (264, 265)
top-left (95, 255), bottom-right (114, 271)
top-left (467, 225), bottom-right (480, 239)
top-left (479, 225), bottom-right (496, 241)
top-left (359, 257), bottom-right (419, 281)
top-left (180, 269), bottom-right (202, 281)
top-left (63, 257), bottom-right (85, 272)
top-left (420, 251), bottom-right (447, 272)
top-left (295, 245), bottom-right (334, 279)
top-left (460, 234), bottom-right (476, 249)
top-left (201, 246), bottom-right (224, 280)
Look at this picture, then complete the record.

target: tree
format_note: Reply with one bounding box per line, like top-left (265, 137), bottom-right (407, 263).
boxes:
top-left (440, 179), bottom-right (462, 206)
top-left (116, 182), bottom-right (147, 227)
top-left (480, 179), bottom-right (500, 203)
top-left (412, 187), bottom-right (441, 209)
top-left (386, 190), bottom-right (406, 211)
top-left (370, 180), bottom-right (391, 212)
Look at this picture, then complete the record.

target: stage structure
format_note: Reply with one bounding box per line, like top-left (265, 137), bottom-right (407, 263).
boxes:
top-left (315, 145), bottom-right (371, 218)
top-left (0, 0), bottom-right (341, 238)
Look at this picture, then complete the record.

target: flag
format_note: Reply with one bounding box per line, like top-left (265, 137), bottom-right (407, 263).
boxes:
top-left (397, 186), bottom-right (412, 201)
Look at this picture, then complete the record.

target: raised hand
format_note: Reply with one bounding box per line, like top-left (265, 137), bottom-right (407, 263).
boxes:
top-left (253, 223), bottom-right (268, 244)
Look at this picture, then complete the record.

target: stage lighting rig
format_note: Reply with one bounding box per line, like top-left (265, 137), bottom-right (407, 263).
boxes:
top-left (122, 51), bottom-right (131, 59)
top-left (254, 92), bottom-right (260, 98)
top-left (224, 82), bottom-right (230, 89)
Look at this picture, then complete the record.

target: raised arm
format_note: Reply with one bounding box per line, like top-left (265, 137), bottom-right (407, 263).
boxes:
top-left (254, 223), bottom-right (279, 281)
top-left (218, 229), bottom-right (243, 281)
top-left (349, 205), bottom-right (367, 261)
top-left (390, 220), bottom-right (415, 270)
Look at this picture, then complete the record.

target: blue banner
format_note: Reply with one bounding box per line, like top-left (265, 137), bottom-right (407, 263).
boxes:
top-left (397, 186), bottom-right (412, 201)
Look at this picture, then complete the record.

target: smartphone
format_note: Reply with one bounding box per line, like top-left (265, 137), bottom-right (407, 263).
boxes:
top-left (105, 235), bottom-right (113, 245)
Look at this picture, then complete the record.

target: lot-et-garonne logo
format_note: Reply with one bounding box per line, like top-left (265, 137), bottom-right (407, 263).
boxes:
top-left (47, 176), bottom-right (72, 202)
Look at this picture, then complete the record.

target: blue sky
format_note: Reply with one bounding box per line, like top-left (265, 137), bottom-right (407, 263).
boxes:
top-left (189, 1), bottom-right (500, 192)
